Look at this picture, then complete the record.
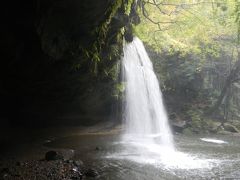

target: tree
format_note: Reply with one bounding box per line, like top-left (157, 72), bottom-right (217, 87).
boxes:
top-left (208, 50), bottom-right (240, 117)
top-left (133, 0), bottom-right (240, 124)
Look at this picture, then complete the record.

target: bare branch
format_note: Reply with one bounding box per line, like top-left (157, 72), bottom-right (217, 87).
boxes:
top-left (140, 0), bottom-right (184, 31)
top-left (139, 0), bottom-right (225, 31)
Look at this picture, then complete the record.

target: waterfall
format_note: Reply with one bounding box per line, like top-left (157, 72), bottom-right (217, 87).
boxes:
top-left (107, 37), bottom-right (214, 170)
top-left (122, 37), bottom-right (174, 149)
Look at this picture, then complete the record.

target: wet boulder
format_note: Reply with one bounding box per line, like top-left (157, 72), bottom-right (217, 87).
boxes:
top-left (45, 151), bottom-right (64, 161)
top-left (74, 160), bottom-right (84, 167)
top-left (171, 120), bottom-right (187, 133)
top-left (208, 121), bottom-right (222, 133)
top-left (85, 168), bottom-right (99, 177)
top-left (95, 146), bottom-right (102, 151)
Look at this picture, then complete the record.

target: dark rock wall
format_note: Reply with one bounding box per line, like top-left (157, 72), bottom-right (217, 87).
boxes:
top-left (0, 0), bottom-right (138, 126)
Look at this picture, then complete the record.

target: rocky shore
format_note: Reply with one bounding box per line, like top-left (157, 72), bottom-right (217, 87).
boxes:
top-left (0, 125), bottom-right (118, 180)
top-left (0, 150), bottom-right (100, 180)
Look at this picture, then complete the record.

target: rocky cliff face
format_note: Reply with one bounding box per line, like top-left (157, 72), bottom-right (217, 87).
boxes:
top-left (0, 0), bottom-right (139, 126)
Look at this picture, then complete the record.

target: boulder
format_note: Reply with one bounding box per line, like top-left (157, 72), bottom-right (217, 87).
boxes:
top-left (45, 151), bottom-right (63, 161)
top-left (208, 121), bottom-right (222, 133)
top-left (223, 123), bottom-right (240, 133)
top-left (231, 120), bottom-right (240, 130)
top-left (171, 121), bottom-right (187, 133)
top-left (85, 168), bottom-right (99, 177)
top-left (73, 160), bottom-right (84, 167)
top-left (182, 128), bottom-right (193, 135)
top-left (218, 130), bottom-right (233, 135)
top-left (95, 146), bottom-right (102, 151)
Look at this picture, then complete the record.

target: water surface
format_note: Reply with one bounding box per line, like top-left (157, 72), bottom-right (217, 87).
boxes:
top-left (46, 134), bottom-right (240, 179)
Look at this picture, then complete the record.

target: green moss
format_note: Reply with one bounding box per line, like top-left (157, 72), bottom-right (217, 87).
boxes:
top-left (125, 0), bottom-right (134, 15)
top-left (80, 0), bottom-right (136, 74)
top-left (183, 128), bottom-right (193, 135)
top-left (187, 109), bottom-right (205, 133)
top-left (113, 82), bottom-right (126, 99)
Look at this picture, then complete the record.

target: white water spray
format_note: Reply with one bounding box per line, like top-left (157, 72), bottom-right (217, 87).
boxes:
top-left (107, 37), bottom-right (219, 169)
top-left (122, 37), bottom-right (174, 149)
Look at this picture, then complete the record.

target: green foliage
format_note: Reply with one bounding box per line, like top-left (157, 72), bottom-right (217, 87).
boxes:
top-left (235, 0), bottom-right (240, 42)
top-left (113, 82), bottom-right (126, 99)
top-left (136, 1), bottom-right (240, 128)
top-left (186, 109), bottom-right (211, 133)
top-left (135, 0), bottom-right (237, 56)
top-left (152, 52), bottom-right (203, 99)
top-left (182, 128), bottom-right (193, 135)
top-left (80, 0), bottom-right (135, 74)
top-left (125, 0), bottom-right (134, 15)
top-left (187, 109), bottom-right (202, 130)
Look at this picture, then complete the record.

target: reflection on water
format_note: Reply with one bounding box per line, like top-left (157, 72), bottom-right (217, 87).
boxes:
top-left (200, 138), bottom-right (228, 144)
top-left (46, 134), bottom-right (240, 179)
top-left (107, 140), bottom-right (217, 170)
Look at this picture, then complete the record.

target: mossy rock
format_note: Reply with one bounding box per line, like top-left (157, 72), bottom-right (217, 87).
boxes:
top-left (182, 128), bottom-right (193, 135)
top-left (230, 120), bottom-right (240, 130)
top-left (223, 123), bottom-right (240, 133)
top-left (217, 130), bottom-right (233, 135)
top-left (207, 121), bottom-right (222, 133)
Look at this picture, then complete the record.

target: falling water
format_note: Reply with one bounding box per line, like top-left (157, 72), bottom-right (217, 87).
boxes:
top-left (106, 37), bottom-right (218, 170)
top-left (107, 37), bottom-right (217, 170)
top-left (122, 37), bottom-right (174, 149)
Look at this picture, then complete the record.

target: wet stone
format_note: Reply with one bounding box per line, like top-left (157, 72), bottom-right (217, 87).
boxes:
top-left (74, 160), bottom-right (83, 167)
top-left (66, 159), bottom-right (74, 164)
top-left (16, 161), bottom-right (24, 166)
top-left (95, 146), bottom-right (102, 151)
top-left (45, 151), bottom-right (63, 161)
top-left (85, 168), bottom-right (99, 177)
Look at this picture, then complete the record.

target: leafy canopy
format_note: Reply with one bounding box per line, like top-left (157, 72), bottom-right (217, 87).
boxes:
top-left (135, 0), bottom-right (238, 56)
